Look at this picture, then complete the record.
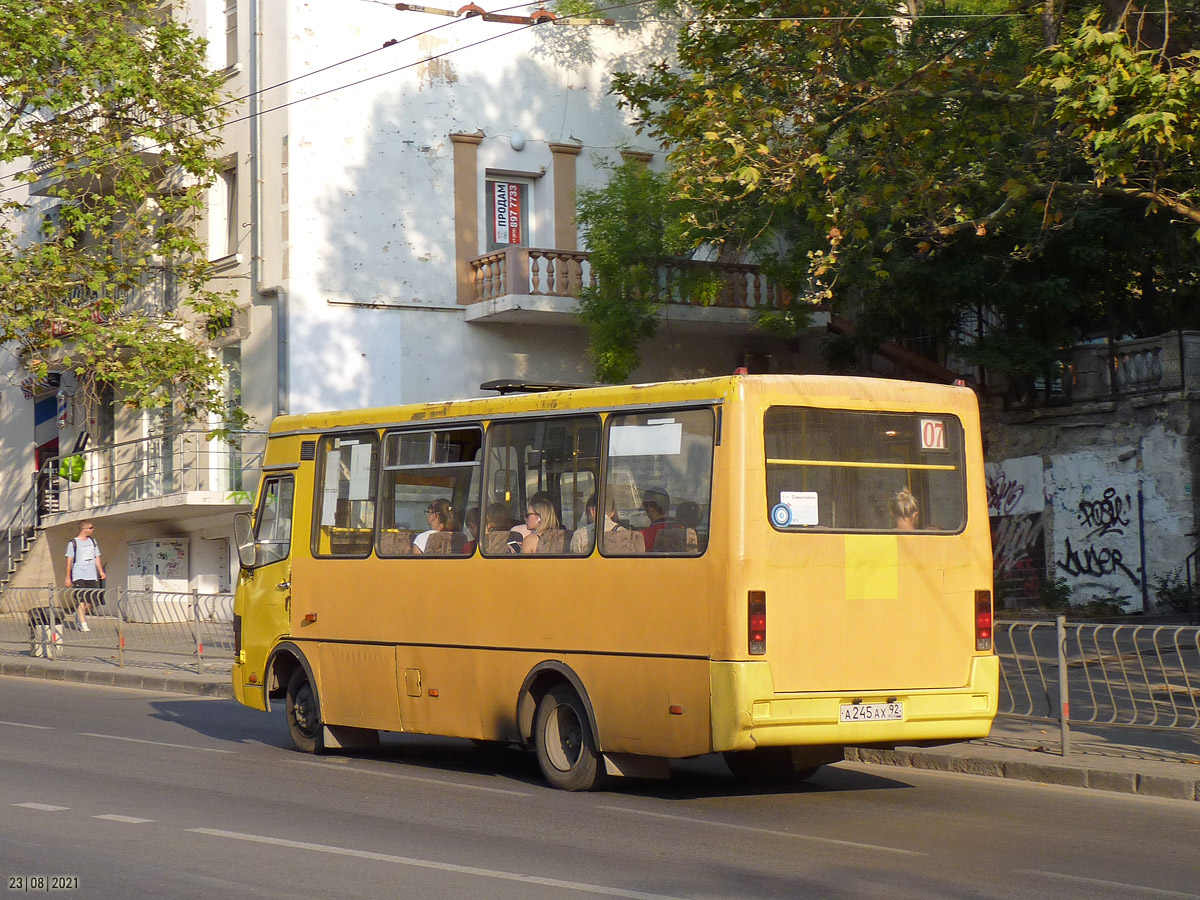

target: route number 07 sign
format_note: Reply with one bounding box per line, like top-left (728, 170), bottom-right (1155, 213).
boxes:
top-left (920, 418), bottom-right (946, 451)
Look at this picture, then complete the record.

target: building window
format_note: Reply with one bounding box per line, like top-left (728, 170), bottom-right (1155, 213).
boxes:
top-left (208, 0), bottom-right (237, 70)
top-left (485, 179), bottom-right (530, 251)
top-left (207, 167), bottom-right (237, 261)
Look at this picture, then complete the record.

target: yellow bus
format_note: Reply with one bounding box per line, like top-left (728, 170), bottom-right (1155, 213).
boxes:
top-left (232, 374), bottom-right (997, 790)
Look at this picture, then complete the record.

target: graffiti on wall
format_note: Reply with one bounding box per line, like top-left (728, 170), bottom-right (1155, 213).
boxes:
top-left (1055, 487), bottom-right (1140, 586)
top-left (986, 456), bottom-right (1045, 608)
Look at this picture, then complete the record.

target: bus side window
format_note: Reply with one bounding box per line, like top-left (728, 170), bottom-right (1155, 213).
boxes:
top-left (312, 433), bottom-right (378, 558)
top-left (482, 415), bottom-right (600, 557)
top-left (377, 427), bottom-right (482, 558)
top-left (602, 408), bottom-right (715, 557)
top-left (255, 476), bottom-right (294, 566)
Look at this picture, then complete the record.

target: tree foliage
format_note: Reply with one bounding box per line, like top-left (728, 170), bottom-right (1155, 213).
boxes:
top-left (575, 158), bottom-right (718, 382)
top-left (609, 0), bottom-right (1200, 379)
top-left (0, 0), bottom-right (240, 426)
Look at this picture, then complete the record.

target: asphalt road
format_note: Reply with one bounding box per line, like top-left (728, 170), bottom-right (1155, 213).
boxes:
top-left (1, 677), bottom-right (1197, 900)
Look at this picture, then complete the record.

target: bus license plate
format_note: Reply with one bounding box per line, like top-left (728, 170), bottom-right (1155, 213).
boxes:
top-left (839, 702), bottom-right (903, 722)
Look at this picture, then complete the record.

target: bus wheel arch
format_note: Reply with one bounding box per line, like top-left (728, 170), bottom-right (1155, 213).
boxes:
top-left (267, 644), bottom-right (325, 755)
top-left (263, 642), bottom-right (313, 711)
top-left (516, 662), bottom-right (601, 751)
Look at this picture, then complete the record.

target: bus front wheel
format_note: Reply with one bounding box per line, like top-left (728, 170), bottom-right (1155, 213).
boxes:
top-left (534, 685), bottom-right (605, 791)
top-left (286, 667), bottom-right (324, 754)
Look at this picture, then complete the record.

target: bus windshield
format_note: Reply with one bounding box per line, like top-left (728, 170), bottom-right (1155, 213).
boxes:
top-left (764, 406), bottom-right (966, 533)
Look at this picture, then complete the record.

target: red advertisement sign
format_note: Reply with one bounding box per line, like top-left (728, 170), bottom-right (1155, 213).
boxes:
top-left (492, 182), bottom-right (522, 245)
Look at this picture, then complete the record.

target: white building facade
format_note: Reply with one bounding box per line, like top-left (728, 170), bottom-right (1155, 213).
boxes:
top-left (0, 1), bottom-right (813, 599)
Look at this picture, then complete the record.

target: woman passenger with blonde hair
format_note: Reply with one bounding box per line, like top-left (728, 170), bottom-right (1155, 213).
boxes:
top-left (890, 489), bottom-right (920, 531)
top-left (520, 495), bottom-right (561, 554)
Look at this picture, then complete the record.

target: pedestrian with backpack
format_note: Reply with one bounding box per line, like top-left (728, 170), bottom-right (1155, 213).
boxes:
top-left (65, 520), bottom-right (105, 632)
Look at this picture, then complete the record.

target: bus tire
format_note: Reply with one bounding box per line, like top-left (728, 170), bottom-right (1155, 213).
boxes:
top-left (286, 667), bottom-right (324, 754)
top-left (723, 748), bottom-right (819, 782)
top-left (534, 684), bottom-right (606, 791)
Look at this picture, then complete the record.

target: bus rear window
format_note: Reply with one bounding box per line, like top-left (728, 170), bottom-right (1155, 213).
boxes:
top-left (764, 407), bottom-right (966, 533)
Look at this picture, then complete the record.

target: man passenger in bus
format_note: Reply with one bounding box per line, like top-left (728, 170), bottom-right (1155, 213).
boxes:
top-left (891, 489), bottom-right (920, 531)
top-left (640, 487), bottom-right (671, 551)
top-left (412, 498), bottom-right (453, 553)
top-left (521, 495), bottom-right (564, 554)
top-left (569, 492), bottom-right (624, 555)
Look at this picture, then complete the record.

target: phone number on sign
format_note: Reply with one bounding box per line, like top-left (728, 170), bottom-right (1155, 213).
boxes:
top-left (7, 876), bottom-right (79, 892)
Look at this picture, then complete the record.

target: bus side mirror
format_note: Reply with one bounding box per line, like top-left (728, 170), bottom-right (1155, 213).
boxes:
top-left (233, 513), bottom-right (257, 569)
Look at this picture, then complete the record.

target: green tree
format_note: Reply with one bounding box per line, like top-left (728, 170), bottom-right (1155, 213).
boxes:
top-left (609, 0), bottom-right (1200, 379)
top-left (575, 157), bottom-right (719, 382)
top-left (0, 0), bottom-right (241, 426)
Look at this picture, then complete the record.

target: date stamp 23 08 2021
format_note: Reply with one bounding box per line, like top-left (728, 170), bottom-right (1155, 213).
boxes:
top-left (6, 876), bottom-right (79, 892)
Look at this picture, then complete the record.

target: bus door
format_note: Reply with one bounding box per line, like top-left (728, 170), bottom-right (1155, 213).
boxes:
top-left (236, 474), bottom-right (295, 701)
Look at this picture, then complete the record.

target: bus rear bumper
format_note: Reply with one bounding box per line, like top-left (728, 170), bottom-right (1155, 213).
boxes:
top-left (711, 655), bottom-right (1000, 752)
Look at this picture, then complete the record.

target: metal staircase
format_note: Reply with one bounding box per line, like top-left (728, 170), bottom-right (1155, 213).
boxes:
top-left (1, 486), bottom-right (39, 592)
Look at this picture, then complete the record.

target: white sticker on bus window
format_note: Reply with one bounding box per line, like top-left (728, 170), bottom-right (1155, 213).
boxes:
top-left (920, 418), bottom-right (946, 451)
top-left (609, 423), bottom-right (683, 457)
top-left (348, 443), bottom-right (373, 501)
top-left (778, 491), bottom-right (819, 526)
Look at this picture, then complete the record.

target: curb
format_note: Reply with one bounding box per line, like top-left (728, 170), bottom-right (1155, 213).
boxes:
top-left (845, 746), bottom-right (1200, 802)
top-left (0, 659), bottom-right (234, 700)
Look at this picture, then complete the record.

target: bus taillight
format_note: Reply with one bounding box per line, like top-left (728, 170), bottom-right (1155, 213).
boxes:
top-left (233, 614), bottom-right (242, 658)
top-left (748, 591), bottom-right (766, 655)
top-left (975, 590), bottom-right (992, 651)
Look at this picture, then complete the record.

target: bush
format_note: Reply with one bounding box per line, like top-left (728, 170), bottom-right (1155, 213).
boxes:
top-left (1038, 578), bottom-right (1072, 610)
top-left (1153, 570), bottom-right (1198, 614)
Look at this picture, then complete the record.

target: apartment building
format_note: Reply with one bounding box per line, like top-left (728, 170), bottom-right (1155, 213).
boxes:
top-left (0, 1), bottom-right (816, 599)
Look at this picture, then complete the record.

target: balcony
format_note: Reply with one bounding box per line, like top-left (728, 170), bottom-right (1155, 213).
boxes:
top-left (30, 105), bottom-right (166, 198)
top-left (464, 247), bottom-right (818, 333)
top-left (37, 430), bottom-right (267, 529)
top-left (46, 267), bottom-right (179, 337)
top-left (1000, 331), bottom-right (1200, 408)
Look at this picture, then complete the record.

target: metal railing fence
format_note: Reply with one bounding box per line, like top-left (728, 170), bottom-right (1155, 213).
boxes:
top-left (40, 429), bottom-right (266, 518)
top-left (0, 585), bottom-right (233, 673)
top-left (997, 619), bottom-right (1200, 751)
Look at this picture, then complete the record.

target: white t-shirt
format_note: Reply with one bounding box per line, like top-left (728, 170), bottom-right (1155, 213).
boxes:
top-left (412, 530), bottom-right (436, 553)
top-left (66, 537), bottom-right (102, 580)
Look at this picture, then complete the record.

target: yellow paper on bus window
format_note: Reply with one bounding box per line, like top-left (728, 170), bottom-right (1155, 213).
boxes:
top-left (845, 535), bottom-right (898, 600)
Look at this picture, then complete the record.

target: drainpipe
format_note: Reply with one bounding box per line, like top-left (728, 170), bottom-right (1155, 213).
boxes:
top-left (251, 0), bottom-right (287, 417)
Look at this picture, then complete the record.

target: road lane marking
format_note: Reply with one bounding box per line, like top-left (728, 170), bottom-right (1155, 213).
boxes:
top-left (0, 720), bottom-right (53, 729)
top-left (94, 814), bottom-right (155, 824)
top-left (188, 828), bottom-right (695, 900)
top-left (290, 758), bottom-right (531, 797)
top-left (76, 732), bottom-right (233, 753)
top-left (600, 806), bottom-right (925, 857)
top-left (13, 803), bottom-right (69, 811)
top-left (1019, 870), bottom-right (1200, 899)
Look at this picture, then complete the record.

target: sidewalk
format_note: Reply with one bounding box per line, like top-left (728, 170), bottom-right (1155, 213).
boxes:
top-left (2, 646), bottom-right (1197, 800)
top-left (0, 644), bottom-right (233, 698)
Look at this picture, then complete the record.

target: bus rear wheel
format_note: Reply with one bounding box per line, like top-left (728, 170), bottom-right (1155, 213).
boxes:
top-left (286, 667), bottom-right (324, 754)
top-left (723, 748), bottom-right (819, 782)
top-left (534, 685), bottom-right (605, 791)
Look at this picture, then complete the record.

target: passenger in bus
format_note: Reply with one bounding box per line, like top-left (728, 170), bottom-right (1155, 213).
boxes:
top-left (569, 492), bottom-right (625, 555)
top-left (640, 487), bottom-right (671, 551)
top-left (891, 489), bottom-right (920, 531)
top-left (462, 507), bottom-right (480, 554)
top-left (483, 503), bottom-right (519, 555)
top-left (521, 495), bottom-right (565, 554)
top-left (412, 498), bottom-right (454, 553)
